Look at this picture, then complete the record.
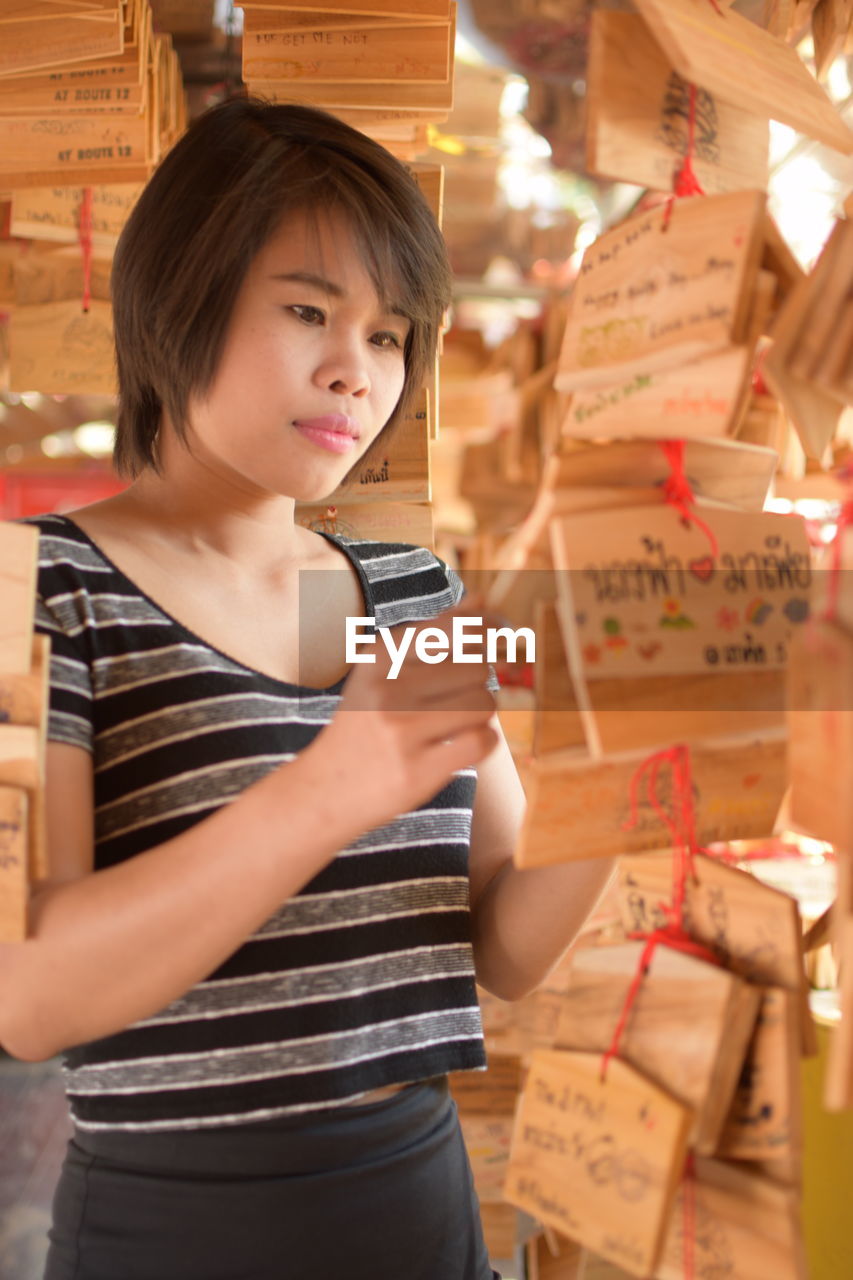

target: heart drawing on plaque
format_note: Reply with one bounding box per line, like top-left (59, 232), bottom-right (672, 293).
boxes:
top-left (688, 557), bottom-right (715, 583)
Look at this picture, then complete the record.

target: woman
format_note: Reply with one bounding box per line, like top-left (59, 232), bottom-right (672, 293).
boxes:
top-left (0, 98), bottom-right (613, 1279)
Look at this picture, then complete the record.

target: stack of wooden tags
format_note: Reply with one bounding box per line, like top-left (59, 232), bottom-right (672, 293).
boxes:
top-left (239, 0), bottom-right (456, 160)
top-left (788, 607), bottom-right (853, 1109)
top-left (0, 0), bottom-right (186, 190)
top-left (0, 0), bottom-right (188, 395)
top-left (504, 835), bottom-right (813, 1277)
top-left (0, 521), bottom-right (49, 943)
top-left (480, 188), bottom-right (818, 870)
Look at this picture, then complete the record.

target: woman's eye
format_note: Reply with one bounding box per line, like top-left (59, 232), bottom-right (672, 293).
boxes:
top-left (290, 305), bottom-right (325, 325)
top-left (371, 331), bottom-right (404, 350)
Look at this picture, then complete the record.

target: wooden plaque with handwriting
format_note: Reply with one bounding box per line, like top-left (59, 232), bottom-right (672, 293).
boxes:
top-left (587, 12), bottom-right (769, 195)
top-left (516, 737), bottom-right (787, 866)
top-left (505, 1050), bottom-right (693, 1277)
top-left (634, 0), bottom-right (853, 155)
top-left (554, 941), bottom-right (760, 1153)
top-left (555, 190), bottom-right (766, 392)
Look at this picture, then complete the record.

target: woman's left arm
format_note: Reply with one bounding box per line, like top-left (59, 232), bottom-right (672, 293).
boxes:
top-left (468, 714), bottom-right (615, 1002)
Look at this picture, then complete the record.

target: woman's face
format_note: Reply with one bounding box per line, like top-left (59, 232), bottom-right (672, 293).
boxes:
top-left (179, 206), bottom-right (410, 503)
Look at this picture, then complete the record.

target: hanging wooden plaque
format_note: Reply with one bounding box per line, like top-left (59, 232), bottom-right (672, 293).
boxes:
top-left (532, 600), bottom-right (586, 756)
top-left (247, 76), bottom-right (454, 112)
top-left (656, 1156), bottom-right (808, 1280)
top-left (587, 12), bottom-right (769, 195)
top-left (787, 617), bottom-right (853, 850)
top-left (516, 737), bottom-right (787, 866)
top-left (295, 500), bottom-right (434, 549)
top-left (555, 190), bottom-right (766, 392)
top-left (715, 987), bottom-right (803, 1160)
top-left (10, 298), bottom-right (116, 395)
top-left (242, 21), bottom-right (451, 84)
top-left (634, 0), bottom-right (853, 154)
top-left (554, 941), bottom-right (761, 1153)
top-left (564, 346), bottom-right (754, 441)
top-left (322, 388), bottom-right (430, 504)
top-left (0, 522), bottom-right (39, 675)
top-left (549, 504), bottom-right (811, 683)
top-left (504, 1050), bottom-right (693, 1278)
top-left (0, 10), bottom-right (124, 77)
top-left (240, 0), bottom-right (451, 14)
top-left (618, 850), bottom-right (805, 992)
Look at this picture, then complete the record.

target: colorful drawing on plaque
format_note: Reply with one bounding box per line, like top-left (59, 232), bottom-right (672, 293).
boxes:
top-left (550, 505), bottom-right (812, 680)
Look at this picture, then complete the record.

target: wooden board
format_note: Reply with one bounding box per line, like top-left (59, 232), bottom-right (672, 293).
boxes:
top-left (825, 852), bottom-right (853, 1110)
top-left (587, 12), bottom-right (769, 195)
top-left (554, 941), bottom-right (761, 1153)
top-left (0, 9), bottom-right (124, 76)
top-left (13, 243), bottom-right (112, 306)
top-left (516, 737), bottom-right (787, 866)
top-left (322, 388), bottom-right (430, 503)
top-left (247, 76), bottom-right (454, 112)
top-left (10, 298), bottom-right (116, 395)
top-left (656, 1156), bottom-right (807, 1279)
top-left (787, 618), bottom-right (853, 849)
top-left (0, 115), bottom-right (150, 188)
top-left (715, 987), bottom-right (803, 1160)
top-left (564, 346), bottom-right (754, 441)
top-left (549, 504), bottom-right (812, 682)
top-left (546, 438), bottom-right (778, 512)
top-left (0, 786), bottom-right (28, 944)
top-left (555, 190), bottom-right (766, 392)
top-left (10, 182), bottom-right (142, 247)
top-left (618, 850), bottom-right (805, 992)
top-left (635, 0), bottom-right (853, 154)
top-left (532, 600), bottom-right (586, 756)
top-left (242, 21), bottom-right (451, 83)
top-left (295, 499), bottom-right (434, 548)
top-left (240, 0), bottom-right (451, 15)
top-left (0, 523), bottom-right (39, 676)
top-left (505, 1050), bottom-right (693, 1278)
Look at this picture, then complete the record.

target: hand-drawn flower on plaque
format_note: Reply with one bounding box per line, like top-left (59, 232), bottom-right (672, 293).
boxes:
top-left (659, 598), bottom-right (696, 630)
top-left (582, 643), bottom-right (602, 665)
top-left (716, 606), bottom-right (740, 631)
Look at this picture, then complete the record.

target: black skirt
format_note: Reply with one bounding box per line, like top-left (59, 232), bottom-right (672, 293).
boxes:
top-left (44, 1077), bottom-right (500, 1280)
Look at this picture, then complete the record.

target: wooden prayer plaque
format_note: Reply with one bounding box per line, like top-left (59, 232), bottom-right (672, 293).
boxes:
top-left (555, 190), bottom-right (766, 392)
top-left (295, 500), bottom-right (434, 549)
top-left (554, 941), bottom-right (761, 1153)
top-left (715, 987), bottom-right (803, 1161)
top-left (787, 618), bottom-right (853, 849)
top-left (505, 1050), bottom-right (693, 1278)
top-left (324, 388), bottom-right (430, 504)
top-left (239, 0), bottom-right (452, 16)
top-left (0, 10), bottom-right (124, 77)
top-left (0, 523), bottom-right (39, 675)
top-left (549, 504), bottom-right (811, 683)
top-left (249, 76), bottom-right (454, 112)
top-left (242, 22), bottom-right (451, 84)
top-left (516, 737), bottom-right (786, 866)
top-left (564, 347), bottom-right (754, 441)
top-left (619, 851), bottom-right (805, 991)
top-left (10, 299), bottom-right (116, 395)
top-left (546, 438), bottom-right (778, 513)
top-left (656, 1156), bottom-right (808, 1280)
top-left (587, 13), bottom-right (769, 195)
top-left (0, 786), bottom-right (29, 944)
top-left (532, 600), bottom-right (586, 756)
top-left (634, 0), bottom-right (853, 154)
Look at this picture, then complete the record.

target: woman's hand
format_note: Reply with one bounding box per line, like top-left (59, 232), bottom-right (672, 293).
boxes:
top-left (305, 601), bottom-right (501, 825)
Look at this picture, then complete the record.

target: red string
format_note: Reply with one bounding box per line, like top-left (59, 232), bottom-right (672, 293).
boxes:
top-left (78, 187), bottom-right (94, 313)
top-left (662, 82), bottom-right (707, 231)
top-left (661, 440), bottom-right (720, 559)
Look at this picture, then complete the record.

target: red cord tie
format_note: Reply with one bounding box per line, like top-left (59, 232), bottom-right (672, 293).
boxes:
top-left (661, 440), bottom-right (720, 559)
top-left (662, 82), bottom-right (707, 231)
top-left (78, 186), bottom-right (94, 314)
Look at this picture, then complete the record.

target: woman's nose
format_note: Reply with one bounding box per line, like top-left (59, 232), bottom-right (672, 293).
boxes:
top-left (314, 344), bottom-right (371, 398)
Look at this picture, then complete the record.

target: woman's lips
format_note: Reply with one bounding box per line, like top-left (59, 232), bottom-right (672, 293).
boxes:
top-left (292, 415), bottom-right (360, 454)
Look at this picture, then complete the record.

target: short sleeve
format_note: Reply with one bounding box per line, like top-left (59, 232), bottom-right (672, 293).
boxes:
top-left (34, 590), bottom-right (95, 754)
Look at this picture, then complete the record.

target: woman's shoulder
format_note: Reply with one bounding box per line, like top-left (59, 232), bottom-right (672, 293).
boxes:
top-left (328, 534), bottom-right (464, 621)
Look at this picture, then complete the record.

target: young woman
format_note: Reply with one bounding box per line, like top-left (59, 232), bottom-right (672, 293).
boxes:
top-left (0, 98), bottom-right (613, 1280)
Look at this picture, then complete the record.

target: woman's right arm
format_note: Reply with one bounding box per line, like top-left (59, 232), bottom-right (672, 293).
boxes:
top-left (0, 612), bottom-right (497, 1063)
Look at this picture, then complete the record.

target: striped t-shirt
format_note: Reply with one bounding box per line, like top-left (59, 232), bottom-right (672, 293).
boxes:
top-left (28, 513), bottom-right (487, 1133)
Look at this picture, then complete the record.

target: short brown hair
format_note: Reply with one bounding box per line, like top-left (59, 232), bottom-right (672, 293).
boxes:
top-left (112, 96), bottom-right (451, 479)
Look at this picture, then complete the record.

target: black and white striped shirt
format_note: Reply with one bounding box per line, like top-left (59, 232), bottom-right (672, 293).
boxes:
top-left (29, 514), bottom-right (487, 1133)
